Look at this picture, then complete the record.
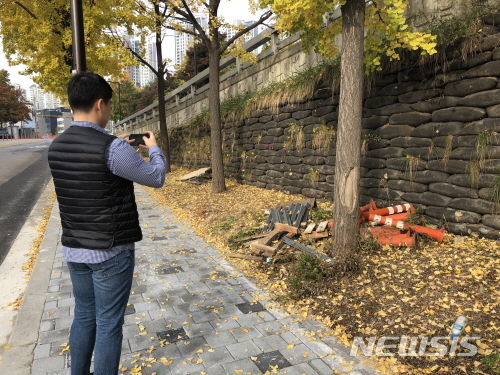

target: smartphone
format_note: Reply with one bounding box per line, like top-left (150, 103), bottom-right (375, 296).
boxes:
top-left (129, 133), bottom-right (150, 146)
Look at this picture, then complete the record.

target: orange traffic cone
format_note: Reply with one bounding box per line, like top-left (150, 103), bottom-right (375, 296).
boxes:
top-left (377, 233), bottom-right (416, 247)
top-left (383, 207), bottom-right (415, 221)
top-left (362, 203), bottom-right (413, 220)
top-left (368, 215), bottom-right (445, 243)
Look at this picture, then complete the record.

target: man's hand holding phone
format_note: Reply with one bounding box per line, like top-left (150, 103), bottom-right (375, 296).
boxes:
top-left (128, 131), bottom-right (157, 149)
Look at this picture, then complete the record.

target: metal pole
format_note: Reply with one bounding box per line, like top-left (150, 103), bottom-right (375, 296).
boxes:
top-left (70, 0), bottom-right (87, 73)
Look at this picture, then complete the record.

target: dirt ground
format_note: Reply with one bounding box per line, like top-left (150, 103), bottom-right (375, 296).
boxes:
top-left (145, 166), bottom-right (500, 375)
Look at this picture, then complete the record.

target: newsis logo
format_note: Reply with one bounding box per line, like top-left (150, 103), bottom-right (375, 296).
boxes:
top-left (350, 336), bottom-right (480, 357)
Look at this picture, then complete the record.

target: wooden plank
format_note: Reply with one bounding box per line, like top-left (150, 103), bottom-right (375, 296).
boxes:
top-left (232, 233), bottom-right (267, 242)
top-left (316, 221), bottom-right (329, 232)
top-left (251, 242), bottom-right (277, 254)
top-left (274, 222), bottom-right (299, 235)
top-left (303, 231), bottom-right (329, 240)
top-left (258, 227), bottom-right (282, 246)
top-left (280, 236), bottom-right (335, 263)
top-left (177, 167), bottom-right (211, 181)
top-left (303, 223), bottom-right (316, 234)
top-left (224, 253), bottom-right (263, 261)
top-left (249, 243), bottom-right (275, 257)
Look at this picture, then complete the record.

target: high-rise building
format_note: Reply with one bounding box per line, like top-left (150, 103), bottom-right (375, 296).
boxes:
top-left (174, 15), bottom-right (209, 67)
top-left (29, 85), bottom-right (61, 110)
top-left (123, 34), bottom-right (158, 88)
top-left (224, 20), bottom-right (265, 45)
top-left (139, 34), bottom-right (158, 87)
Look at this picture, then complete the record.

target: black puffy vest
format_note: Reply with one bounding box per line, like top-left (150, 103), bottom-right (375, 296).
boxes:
top-left (48, 126), bottom-right (142, 250)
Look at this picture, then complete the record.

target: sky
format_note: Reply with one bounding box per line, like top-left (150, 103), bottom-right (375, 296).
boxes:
top-left (0, 0), bottom-right (266, 94)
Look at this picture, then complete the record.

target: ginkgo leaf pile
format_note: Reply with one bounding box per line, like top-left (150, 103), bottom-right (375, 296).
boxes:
top-left (146, 167), bottom-right (499, 375)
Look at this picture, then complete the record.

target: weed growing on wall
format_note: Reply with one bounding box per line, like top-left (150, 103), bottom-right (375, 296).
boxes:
top-left (399, 155), bottom-right (422, 184)
top-left (305, 168), bottom-right (320, 186)
top-left (284, 123), bottom-right (305, 151)
top-left (442, 134), bottom-right (454, 166)
top-left (244, 58), bottom-right (341, 116)
top-left (466, 158), bottom-right (481, 190)
top-left (476, 130), bottom-right (492, 169)
top-left (312, 121), bottom-right (336, 153)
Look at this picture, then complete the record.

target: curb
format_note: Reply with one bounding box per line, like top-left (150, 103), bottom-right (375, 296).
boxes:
top-left (0, 181), bottom-right (59, 375)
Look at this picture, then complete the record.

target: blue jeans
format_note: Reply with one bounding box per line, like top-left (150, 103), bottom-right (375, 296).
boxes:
top-left (67, 249), bottom-right (135, 375)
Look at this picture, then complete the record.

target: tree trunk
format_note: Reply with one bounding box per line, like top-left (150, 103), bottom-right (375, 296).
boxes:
top-left (207, 48), bottom-right (226, 193)
top-left (155, 29), bottom-right (171, 172)
top-left (332, 0), bottom-right (365, 262)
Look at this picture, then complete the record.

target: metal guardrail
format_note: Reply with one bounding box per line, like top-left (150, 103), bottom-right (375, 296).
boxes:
top-left (115, 8), bottom-right (342, 132)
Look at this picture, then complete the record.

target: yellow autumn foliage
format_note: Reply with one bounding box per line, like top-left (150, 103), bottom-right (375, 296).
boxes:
top-left (259, 0), bottom-right (437, 71)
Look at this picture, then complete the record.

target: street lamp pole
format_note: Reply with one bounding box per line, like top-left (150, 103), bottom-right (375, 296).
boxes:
top-left (70, 0), bottom-right (86, 73)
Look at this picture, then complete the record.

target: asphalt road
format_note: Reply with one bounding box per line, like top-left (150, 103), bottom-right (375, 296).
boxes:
top-left (0, 140), bottom-right (53, 264)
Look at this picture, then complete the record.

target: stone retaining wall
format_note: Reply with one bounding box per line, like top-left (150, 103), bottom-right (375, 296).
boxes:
top-left (169, 17), bottom-right (500, 239)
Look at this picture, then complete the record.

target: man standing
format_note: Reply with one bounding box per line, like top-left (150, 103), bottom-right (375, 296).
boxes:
top-left (48, 72), bottom-right (166, 375)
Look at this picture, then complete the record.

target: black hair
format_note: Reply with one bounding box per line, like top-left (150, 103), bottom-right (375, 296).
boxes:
top-left (67, 72), bottom-right (113, 113)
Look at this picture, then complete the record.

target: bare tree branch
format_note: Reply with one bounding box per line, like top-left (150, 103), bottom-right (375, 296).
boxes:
top-left (13, 1), bottom-right (37, 19)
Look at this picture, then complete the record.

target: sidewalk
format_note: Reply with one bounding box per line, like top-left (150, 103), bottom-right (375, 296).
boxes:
top-left (2, 185), bottom-right (378, 375)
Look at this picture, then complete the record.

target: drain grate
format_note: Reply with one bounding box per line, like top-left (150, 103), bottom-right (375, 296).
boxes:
top-left (156, 327), bottom-right (189, 343)
top-left (236, 301), bottom-right (266, 314)
top-left (252, 350), bottom-right (291, 373)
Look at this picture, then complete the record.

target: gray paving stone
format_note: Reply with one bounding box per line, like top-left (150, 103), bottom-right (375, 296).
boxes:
top-left (196, 364), bottom-right (225, 375)
top-left (231, 326), bottom-right (264, 342)
top-left (197, 346), bottom-right (234, 368)
top-left (134, 300), bottom-right (161, 313)
top-left (33, 343), bottom-right (51, 359)
top-left (210, 317), bottom-right (241, 332)
top-left (204, 331), bottom-right (238, 348)
top-left (175, 336), bottom-right (208, 356)
top-left (310, 358), bottom-right (337, 375)
top-left (44, 300), bottom-right (58, 311)
top-left (226, 340), bottom-right (262, 361)
top-left (128, 334), bottom-right (160, 352)
top-left (38, 328), bottom-right (70, 345)
top-left (222, 358), bottom-right (263, 375)
top-left (280, 342), bottom-right (320, 365)
top-left (40, 319), bottom-right (56, 332)
top-left (184, 321), bottom-right (215, 338)
top-left (190, 310), bottom-right (219, 324)
top-left (281, 362), bottom-right (320, 374)
top-left (55, 315), bottom-right (74, 330)
top-left (57, 297), bottom-right (75, 308)
top-left (31, 355), bottom-right (66, 373)
top-left (253, 334), bottom-right (288, 352)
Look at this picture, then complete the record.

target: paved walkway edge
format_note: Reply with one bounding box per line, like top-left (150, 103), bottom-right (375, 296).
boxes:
top-left (0, 181), bottom-right (58, 375)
